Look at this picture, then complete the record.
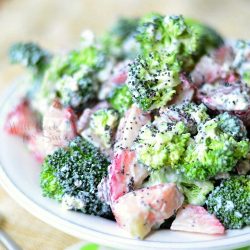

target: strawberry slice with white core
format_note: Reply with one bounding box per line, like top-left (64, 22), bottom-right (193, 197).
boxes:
top-left (170, 205), bottom-right (225, 235)
top-left (112, 183), bottom-right (184, 239)
top-left (114, 104), bottom-right (151, 152)
top-left (43, 100), bottom-right (77, 155)
top-left (108, 150), bottom-right (148, 203)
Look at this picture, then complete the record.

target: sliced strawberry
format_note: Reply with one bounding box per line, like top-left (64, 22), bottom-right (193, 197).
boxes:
top-left (111, 60), bottom-right (130, 85)
top-left (43, 100), bottom-right (77, 155)
top-left (5, 99), bottom-right (40, 139)
top-left (191, 45), bottom-right (236, 86)
top-left (196, 81), bottom-right (250, 126)
top-left (108, 150), bottom-right (148, 203)
top-left (170, 73), bottom-right (195, 105)
top-left (170, 205), bottom-right (225, 235)
top-left (112, 183), bottom-right (184, 239)
top-left (114, 104), bottom-right (151, 152)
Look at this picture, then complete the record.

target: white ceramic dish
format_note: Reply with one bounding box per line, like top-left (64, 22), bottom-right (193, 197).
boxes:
top-left (0, 82), bottom-right (249, 250)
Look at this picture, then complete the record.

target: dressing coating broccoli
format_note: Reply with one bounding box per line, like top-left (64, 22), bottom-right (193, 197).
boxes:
top-left (180, 117), bottom-right (249, 180)
top-left (107, 84), bottom-right (133, 115)
top-left (206, 176), bottom-right (250, 229)
top-left (37, 33), bottom-right (107, 112)
top-left (160, 102), bottom-right (209, 135)
top-left (133, 119), bottom-right (190, 169)
top-left (40, 137), bottom-right (112, 218)
top-left (127, 51), bottom-right (180, 111)
top-left (89, 108), bottom-right (119, 149)
top-left (217, 112), bottom-right (247, 141)
top-left (136, 14), bottom-right (223, 71)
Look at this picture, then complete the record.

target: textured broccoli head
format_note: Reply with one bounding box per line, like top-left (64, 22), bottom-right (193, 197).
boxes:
top-left (37, 34), bottom-right (106, 112)
top-left (144, 168), bottom-right (214, 205)
top-left (185, 18), bottom-right (224, 56)
top-left (40, 137), bottom-right (112, 218)
top-left (136, 14), bottom-right (187, 53)
top-left (181, 118), bottom-right (250, 180)
top-left (136, 14), bottom-right (223, 71)
top-left (134, 120), bottom-right (190, 169)
top-left (40, 148), bottom-right (65, 201)
top-left (103, 17), bottom-right (140, 60)
top-left (9, 42), bottom-right (52, 76)
top-left (89, 108), bottom-right (119, 149)
top-left (206, 176), bottom-right (250, 229)
top-left (181, 180), bottom-right (214, 206)
top-left (217, 112), bottom-right (247, 141)
top-left (161, 102), bottom-right (209, 135)
top-left (127, 51), bottom-right (180, 111)
top-left (107, 84), bottom-right (133, 114)
top-left (56, 67), bottom-right (99, 112)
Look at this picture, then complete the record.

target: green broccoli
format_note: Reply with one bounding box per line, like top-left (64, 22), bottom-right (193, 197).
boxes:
top-left (217, 112), bottom-right (247, 141)
top-left (144, 168), bottom-right (214, 205)
top-left (40, 148), bottom-right (65, 201)
top-left (89, 108), bottom-right (119, 149)
top-left (181, 180), bottom-right (214, 206)
top-left (37, 34), bottom-right (107, 112)
top-left (127, 51), bottom-right (180, 111)
top-left (133, 119), bottom-right (191, 169)
top-left (40, 137), bottom-right (112, 218)
top-left (107, 84), bottom-right (133, 114)
top-left (185, 18), bottom-right (224, 56)
top-left (136, 14), bottom-right (223, 71)
top-left (160, 102), bottom-right (209, 135)
top-left (206, 176), bottom-right (250, 229)
top-left (102, 17), bottom-right (140, 60)
top-left (180, 117), bottom-right (250, 180)
top-left (9, 42), bottom-right (52, 77)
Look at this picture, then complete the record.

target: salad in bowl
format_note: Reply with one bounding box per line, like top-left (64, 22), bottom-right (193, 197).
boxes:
top-left (3, 13), bottom-right (250, 240)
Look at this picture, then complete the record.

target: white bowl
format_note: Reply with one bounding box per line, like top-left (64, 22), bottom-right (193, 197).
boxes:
top-left (0, 82), bottom-right (249, 250)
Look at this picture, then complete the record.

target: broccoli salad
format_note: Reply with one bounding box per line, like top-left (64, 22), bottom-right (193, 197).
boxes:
top-left (4, 14), bottom-right (250, 239)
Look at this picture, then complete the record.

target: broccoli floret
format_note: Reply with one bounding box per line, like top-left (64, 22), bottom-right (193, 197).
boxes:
top-left (89, 108), bottom-right (119, 149)
top-left (181, 180), bottom-right (214, 205)
top-left (40, 137), bottom-right (112, 218)
top-left (56, 67), bottom-right (99, 112)
top-left (206, 176), bottom-right (250, 229)
top-left (127, 51), bottom-right (180, 111)
top-left (103, 17), bottom-right (140, 60)
top-left (185, 18), bottom-right (224, 55)
top-left (40, 148), bottom-right (65, 201)
top-left (144, 168), bottom-right (214, 205)
top-left (107, 84), bottom-right (133, 114)
top-left (181, 117), bottom-right (250, 180)
top-left (134, 119), bottom-right (190, 169)
top-left (136, 14), bottom-right (223, 71)
top-left (37, 33), bottom-right (106, 112)
top-left (160, 102), bottom-right (209, 135)
top-left (9, 42), bottom-right (52, 77)
top-left (136, 14), bottom-right (188, 54)
top-left (217, 112), bottom-right (247, 141)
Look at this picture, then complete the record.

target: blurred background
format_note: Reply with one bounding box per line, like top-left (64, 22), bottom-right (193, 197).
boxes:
top-left (0, 0), bottom-right (249, 249)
